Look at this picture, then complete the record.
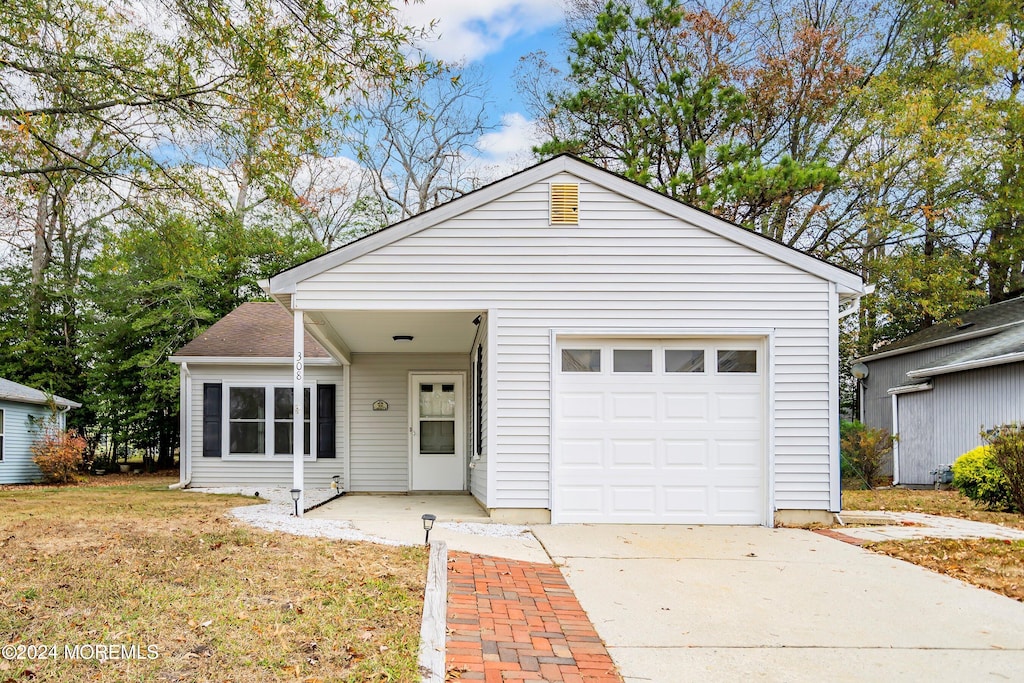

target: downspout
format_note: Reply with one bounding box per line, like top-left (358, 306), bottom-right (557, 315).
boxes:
top-left (890, 392), bottom-right (900, 486)
top-left (169, 362), bottom-right (192, 490)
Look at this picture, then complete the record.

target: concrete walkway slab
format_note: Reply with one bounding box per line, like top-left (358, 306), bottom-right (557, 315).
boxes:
top-left (306, 494), bottom-right (551, 563)
top-left (837, 510), bottom-right (1024, 542)
top-left (533, 525), bottom-right (1024, 682)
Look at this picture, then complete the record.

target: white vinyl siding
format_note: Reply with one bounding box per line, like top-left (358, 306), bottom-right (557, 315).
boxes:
top-left (186, 364), bottom-right (345, 491)
top-left (348, 353), bottom-right (470, 492)
top-left (0, 401), bottom-right (49, 484)
top-left (294, 172), bottom-right (837, 512)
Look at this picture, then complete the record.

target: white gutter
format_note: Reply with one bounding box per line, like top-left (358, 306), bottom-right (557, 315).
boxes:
top-left (886, 382), bottom-right (931, 486)
top-left (887, 382), bottom-right (933, 395)
top-left (168, 355), bottom-right (338, 366)
top-left (169, 361), bottom-right (192, 490)
top-left (906, 350), bottom-right (1024, 379)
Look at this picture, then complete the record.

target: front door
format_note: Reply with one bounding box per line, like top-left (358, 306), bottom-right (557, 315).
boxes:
top-left (410, 373), bottom-right (465, 491)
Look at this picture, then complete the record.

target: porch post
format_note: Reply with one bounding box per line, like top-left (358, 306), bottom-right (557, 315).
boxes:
top-left (293, 307), bottom-right (305, 516)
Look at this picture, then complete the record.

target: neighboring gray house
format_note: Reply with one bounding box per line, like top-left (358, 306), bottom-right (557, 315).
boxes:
top-left (172, 155), bottom-right (867, 526)
top-left (857, 296), bottom-right (1024, 485)
top-left (0, 378), bottom-right (82, 484)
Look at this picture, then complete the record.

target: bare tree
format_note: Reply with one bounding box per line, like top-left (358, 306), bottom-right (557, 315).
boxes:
top-left (286, 154), bottom-right (384, 248)
top-left (353, 65), bottom-right (492, 221)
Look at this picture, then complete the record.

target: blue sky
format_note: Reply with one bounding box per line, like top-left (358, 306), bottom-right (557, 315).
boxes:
top-left (399, 1), bottom-right (568, 168)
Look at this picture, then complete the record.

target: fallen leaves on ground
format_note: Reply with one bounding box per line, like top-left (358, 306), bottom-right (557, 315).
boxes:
top-left (867, 538), bottom-right (1024, 601)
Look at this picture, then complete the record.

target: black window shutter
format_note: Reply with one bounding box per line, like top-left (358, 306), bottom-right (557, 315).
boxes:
top-left (317, 384), bottom-right (336, 458)
top-left (476, 344), bottom-right (483, 456)
top-left (202, 383), bottom-right (222, 457)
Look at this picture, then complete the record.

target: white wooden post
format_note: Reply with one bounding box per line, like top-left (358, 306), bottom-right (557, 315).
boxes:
top-left (293, 308), bottom-right (305, 516)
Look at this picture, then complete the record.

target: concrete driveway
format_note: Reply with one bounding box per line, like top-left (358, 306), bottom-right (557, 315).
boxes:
top-left (532, 525), bottom-right (1024, 682)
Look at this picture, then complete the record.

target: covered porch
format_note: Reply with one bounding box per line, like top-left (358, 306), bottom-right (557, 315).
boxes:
top-left (281, 306), bottom-right (488, 513)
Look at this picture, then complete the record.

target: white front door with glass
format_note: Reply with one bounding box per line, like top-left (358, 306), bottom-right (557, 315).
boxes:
top-left (410, 374), bottom-right (465, 491)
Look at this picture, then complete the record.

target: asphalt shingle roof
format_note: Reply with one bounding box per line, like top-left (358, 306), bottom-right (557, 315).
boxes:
top-left (0, 378), bottom-right (81, 408)
top-left (864, 295), bottom-right (1024, 360)
top-left (175, 302), bottom-right (330, 359)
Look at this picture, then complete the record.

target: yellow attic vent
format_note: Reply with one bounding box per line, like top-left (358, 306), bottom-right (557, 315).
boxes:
top-left (550, 183), bottom-right (579, 225)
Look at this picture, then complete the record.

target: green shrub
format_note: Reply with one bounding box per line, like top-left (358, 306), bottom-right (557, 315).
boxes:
top-left (952, 445), bottom-right (1013, 510)
top-left (840, 421), bottom-right (893, 489)
top-left (984, 423), bottom-right (1024, 513)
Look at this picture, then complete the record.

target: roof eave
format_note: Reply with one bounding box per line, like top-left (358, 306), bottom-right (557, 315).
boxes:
top-left (906, 351), bottom-right (1024, 379)
top-left (857, 324), bottom-right (1019, 363)
top-left (0, 393), bottom-right (81, 409)
top-left (168, 356), bottom-right (340, 365)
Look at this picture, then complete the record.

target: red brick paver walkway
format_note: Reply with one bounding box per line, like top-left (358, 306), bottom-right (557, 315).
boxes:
top-left (446, 553), bottom-right (622, 682)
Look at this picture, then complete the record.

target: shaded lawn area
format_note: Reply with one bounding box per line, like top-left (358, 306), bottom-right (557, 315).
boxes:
top-left (867, 538), bottom-right (1024, 602)
top-left (842, 487), bottom-right (1024, 530)
top-left (0, 477), bottom-right (427, 682)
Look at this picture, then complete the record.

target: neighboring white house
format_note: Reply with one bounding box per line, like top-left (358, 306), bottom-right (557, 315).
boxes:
top-left (0, 378), bottom-right (81, 484)
top-left (171, 155), bottom-right (867, 525)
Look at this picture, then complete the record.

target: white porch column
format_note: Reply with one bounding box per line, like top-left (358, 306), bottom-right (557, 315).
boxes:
top-left (293, 308), bottom-right (305, 516)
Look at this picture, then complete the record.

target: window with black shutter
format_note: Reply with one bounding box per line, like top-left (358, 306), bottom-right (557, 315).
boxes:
top-left (202, 383), bottom-right (222, 457)
top-left (317, 384), bottom-right (336, 458)
top-left (475, 344), bottom-right (483, 456)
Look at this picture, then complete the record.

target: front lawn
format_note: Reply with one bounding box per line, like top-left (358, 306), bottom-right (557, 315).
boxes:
top-left (842, 487), bottom-right (1024, 530)
top-left (0, 478), bottom-right (427, 682)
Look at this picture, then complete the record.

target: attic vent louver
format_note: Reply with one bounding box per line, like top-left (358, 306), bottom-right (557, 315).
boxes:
top-left (550, 183), bottom-right (579, 225)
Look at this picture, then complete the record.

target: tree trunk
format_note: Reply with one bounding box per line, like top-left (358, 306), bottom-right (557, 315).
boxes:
top-left (29, 188), bottom-right (54, 334)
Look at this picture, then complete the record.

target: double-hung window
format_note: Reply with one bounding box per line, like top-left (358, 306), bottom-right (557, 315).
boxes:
top-left (225, 385), bottom-right (314, 458)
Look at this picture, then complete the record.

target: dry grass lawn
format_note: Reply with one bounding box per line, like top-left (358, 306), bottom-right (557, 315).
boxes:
top-left (867, 538), bottom-right (1024, 602)
top-left (842, 487), bottom-right (1024, 529)
top-left (0, 475), bottom-right (427, 682)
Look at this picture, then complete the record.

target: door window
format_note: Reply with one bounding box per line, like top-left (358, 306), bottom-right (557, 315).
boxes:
top-left (419, 383), bottom-right (456, 454)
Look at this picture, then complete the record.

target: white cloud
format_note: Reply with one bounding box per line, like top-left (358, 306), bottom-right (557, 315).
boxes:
top-left (471, 112), bottom-right (543, 178)
top-left (398, 1), bottom-right (563, 62)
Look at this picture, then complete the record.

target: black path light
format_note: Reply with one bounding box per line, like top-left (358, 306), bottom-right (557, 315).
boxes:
top-left (290, 488), bottom-right (301, 517)
top-left (421, 513), bottom-right (437, 546)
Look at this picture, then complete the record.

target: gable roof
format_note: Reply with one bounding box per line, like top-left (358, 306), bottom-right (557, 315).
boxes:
top-left (860, 295), bottom-right (1024, 363)
top-left (171, 302), bottom-right (331, 361)
top-left (0, 378), bottom-right (81, 409)
top-left (268, 154), bottom-right (865, 297)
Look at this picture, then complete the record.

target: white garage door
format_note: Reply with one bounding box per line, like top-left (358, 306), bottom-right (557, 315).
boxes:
top-left (553, 339), bottom-right (765, 524)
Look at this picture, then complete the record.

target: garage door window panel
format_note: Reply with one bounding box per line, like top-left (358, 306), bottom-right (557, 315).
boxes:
top-left (717, 350), bottom-right (757, 373)
top-left (562, 349), bottom-right (601, 372)
top-left (666, 349), bottom-right (705, 373)
top-left (613, 349), bottom-right (653, 373)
